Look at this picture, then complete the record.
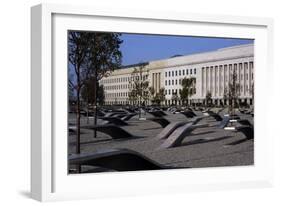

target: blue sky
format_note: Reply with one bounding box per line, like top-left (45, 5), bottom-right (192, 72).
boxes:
top-left (120, 33), bottom-right (254, 66)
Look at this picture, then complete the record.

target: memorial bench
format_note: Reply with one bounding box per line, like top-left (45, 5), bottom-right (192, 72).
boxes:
top-left (69, 148), bottom-right (175, 172)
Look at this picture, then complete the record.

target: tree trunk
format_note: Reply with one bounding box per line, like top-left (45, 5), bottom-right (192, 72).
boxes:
top-left (76, 90), bottom-right (81, 154)
top-left (93, 69), bottom-right (98, 138)
top-left (76, 86), bottom-right (81, 173)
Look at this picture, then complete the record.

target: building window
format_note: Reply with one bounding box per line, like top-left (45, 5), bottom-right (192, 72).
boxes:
top-left (169, 71), bottom-right (171, 77)
top-left (183, 70), bottom-right (185, 75)
top-left (172, 80), bottom-right (174, 85)
top-left (168, 90), bottom-right (171, 95)
top-left (169, 80), bottom-right (171, 85)
top-left (165, 80), bottom-right (167, 86)
top-left (165, 72), bottom-right (167, 77)
top-left (172, 71), bottom-right (174, 77)
top-left (175, 71), bottom-right (177, 76)
top-left (179, 79), bottom-right (182, 85)
top-left (186, 69), bottom-right (189, 75)
top-left (179, 70), bottom-right (181, 76)
top-left (175, 79), bottom-right (177, 85)
top-left (194, 68), bottom-right (196, 74)
top-left (190, 69), bottom-right (192, 75)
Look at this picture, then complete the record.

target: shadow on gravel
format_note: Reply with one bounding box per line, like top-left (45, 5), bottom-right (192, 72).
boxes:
top-left (180, 135), bottom-right (233, 147)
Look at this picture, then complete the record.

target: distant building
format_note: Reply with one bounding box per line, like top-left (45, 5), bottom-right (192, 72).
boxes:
top-left (99, 44), bottom-right (254, 106)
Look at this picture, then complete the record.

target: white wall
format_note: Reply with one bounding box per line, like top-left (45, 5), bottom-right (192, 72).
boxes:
top-left (0, 0), bottom-right (280, 205)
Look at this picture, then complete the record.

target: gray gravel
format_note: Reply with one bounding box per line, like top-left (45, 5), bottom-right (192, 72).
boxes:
top-left (68, 111), bottom-right (254, 172)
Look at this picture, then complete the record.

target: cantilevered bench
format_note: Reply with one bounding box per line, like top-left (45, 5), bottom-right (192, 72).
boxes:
top-left (99, 116), bottom-right (129, 126)
top-left (155, 121), bottom-right (187, 140)
top-left (211, 113), bottom-right (223, 121)
top-left (224, 125), bottom-right (254, 146)
top-left (147, 110), bottom-right (167, 117)
top-left (236, 126), bottom-right (254, 140)
top-left (158, 123), bottom-right (208, 149)
top-left (237, 119), bottom-right (253, 127)
top-left (201, 110), bottom-right (224, 122)
top-left (180, 111), bottom-right (196, 118)
top-left (120, 113), bottom-right (137, 121)
top-left (83, 120), bottom-right (195, 141)
top-left (82, 124), bottom-right (137, 139)
top-left (69, 148), bottom-right (174, 172)
top-left (147, 117), bottom-right (171, 128)
top-left (218, 116), bottom-right (230, 129)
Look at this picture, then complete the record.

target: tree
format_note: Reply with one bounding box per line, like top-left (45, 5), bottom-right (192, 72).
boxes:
top-left (171, 92), bottom-right (180, 105)
top-left (152, 87), bottom-right (166, 105)
top-left (68, 31), bottom-right (123, 156)
top-left (180, 77), bottom-right (196, 105)
top-left (128, 63), bottom-right (149, 117)
top-left (250, 83), bottom-right (254, 108)
top-left (81, 77), bottom-right (105, 106)
top-left (68, 31), bottom-right (92, 155)
top-left (223, 87), bottom-right (228, 106)
top-left (97, 85), bottom-right (105, 106)
top-left (205, 91), bottom-right (212, 107)
top-left (81, 77), bottom-right (105, 123)
top-left (226, 70), bottom-right (240, 115)
top-left (148, 86), bottom-right (155, 104)
top-left (86, 32), bottom-right (123, 138)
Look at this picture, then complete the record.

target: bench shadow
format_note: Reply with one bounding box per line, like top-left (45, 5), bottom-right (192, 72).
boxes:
top-left (143, 126), bottom-right (162, 130)
top-left (189, 131), bottom-right (215, 137)
top-left (69, 135), bottom-right (146, 146)
top-left (180, 135), bottom-right (233, 147)
top-left (225, 137), bottom-right (254, 146)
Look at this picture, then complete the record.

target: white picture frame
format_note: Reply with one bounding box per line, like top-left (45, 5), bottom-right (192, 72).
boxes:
top-left (31, 3), bottom-right (274, 202)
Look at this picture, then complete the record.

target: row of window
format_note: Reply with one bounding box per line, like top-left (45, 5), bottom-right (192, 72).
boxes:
top-left (101, 75), bottom-right (148, 84)
top-left (105, 92), bottom-right (129, 98)
top-left (165, 68), bottom-right (196, 78)
top-left (104, 84), bottom-right (130, 90)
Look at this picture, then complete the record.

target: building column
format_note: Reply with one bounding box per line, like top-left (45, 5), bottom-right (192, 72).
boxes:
top-left (157, 72), bottom-right (160, 93)
top-left (214, 66), bottom-right (217, 98)
top-left (201, 67), bottom-right (204, 97)
top-left (210, 66), bottom-right (213, 95)
top-left (243, 63), bottom-right (246, 96)
top-left (152, 73), bottom-right (154, 91)
top-left (248, 62), bottom-right (251, 95)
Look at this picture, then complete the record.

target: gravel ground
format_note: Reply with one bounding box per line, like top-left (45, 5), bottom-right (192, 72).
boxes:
top-left (68, 111), bottom-right (254, 173)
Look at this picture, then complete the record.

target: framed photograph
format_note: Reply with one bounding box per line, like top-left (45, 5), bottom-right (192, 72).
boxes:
top-left (31, 3), bottom-right (274, 201)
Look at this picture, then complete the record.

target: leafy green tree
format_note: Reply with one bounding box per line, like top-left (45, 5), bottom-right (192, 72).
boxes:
top-left (68, 31), bottom-right (123, 155)
top-left (128, 63), bottom-right (150, 117)
top-left (68, 31), bottom-right (92, 155)
top-left (148, 86), bottom-right (155, 104)
top-left (205, 91), bottom-right (212, 107)
top-left (86, 32), bottom-right (123, 137)
top-left (180, 77), bottom-right (196, 105)
top-left (152, 87), bottom-right (166, 105)
top-left (171, 92), bottom-right (180, 105)
top-left (81, 76), bottom-right (105, 108)
top-left (226, 70), bottom-right (240, 115)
